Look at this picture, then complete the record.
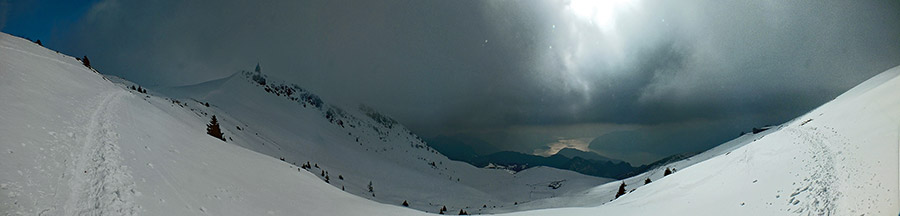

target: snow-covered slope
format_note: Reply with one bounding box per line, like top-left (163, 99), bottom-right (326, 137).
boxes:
top-left (500, 128), bottom-right (776, 213)
top-left (2, 30), bottom-right (897, 215)
top-left (0, 32), bottom-right (431, 215)
top-left (154, 65), bottom-right (612, 213)
top-left (0, 32), bottom-right (609, 215)
top-left (503, 66), bottom-right (900, 215)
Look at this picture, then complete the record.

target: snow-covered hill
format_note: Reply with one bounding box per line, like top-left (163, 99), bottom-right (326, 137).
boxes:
top-left (502, 66), bottom-right (900, 215)
top-left (0, 32), bottom-right (608, 215)
top-left (153, 63), bottom-right (613, 213)
top-left (1, 30), bottom-right (897, 215)
top-left (0, 32), bottom-right (435, 215)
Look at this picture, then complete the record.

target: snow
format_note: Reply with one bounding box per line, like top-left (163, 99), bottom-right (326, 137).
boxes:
top-left (0, 32), bottom-right (607, 215)
top-left (501, 66), bottom-right (900, 215)
top-left (2, 30), bottom-right (898, 216)
top-left (64, 91), bottom-right (139, 216)
top-left (153, 61), bottom-right (613, 213)
top-left (0, 32), bottom-right (422, 215)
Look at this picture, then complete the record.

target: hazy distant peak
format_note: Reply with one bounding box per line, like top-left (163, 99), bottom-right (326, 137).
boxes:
top-left (554, 147), bottom-right (622, 163)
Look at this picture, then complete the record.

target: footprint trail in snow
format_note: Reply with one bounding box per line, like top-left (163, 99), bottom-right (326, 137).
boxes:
top-left (64, 91), bottom-right (140, 215)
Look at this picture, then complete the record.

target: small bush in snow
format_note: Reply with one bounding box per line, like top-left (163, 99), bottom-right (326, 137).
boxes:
top-left (301, 162), bottom-right (311, 169)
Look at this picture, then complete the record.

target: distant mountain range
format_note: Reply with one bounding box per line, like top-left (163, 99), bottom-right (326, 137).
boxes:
top-left (426, 136), bottom-right (692, 179)
top-left (554, 147), bottom-right (622, 163)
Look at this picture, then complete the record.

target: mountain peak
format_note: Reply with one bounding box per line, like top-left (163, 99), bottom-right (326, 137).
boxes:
top-left (554, 147), bottom-right (621, 163)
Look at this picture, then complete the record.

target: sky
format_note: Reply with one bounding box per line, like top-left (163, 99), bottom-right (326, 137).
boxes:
top-left (3, 0), bottom-right (900, 165)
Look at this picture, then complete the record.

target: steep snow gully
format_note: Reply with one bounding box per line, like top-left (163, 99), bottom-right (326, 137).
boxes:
top-left (64, 91), bottom-right (139, 215)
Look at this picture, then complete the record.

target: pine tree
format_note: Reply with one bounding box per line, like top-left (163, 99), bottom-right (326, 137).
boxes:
top-left (645, 178), bottom-right (652, 184)
top-left (206, 115), bottom-right (225, 141)
top-left (368, 181), bottom-right (374, 193)
top-left (458, 209), bottom-right (467, 215)
top-left (402, 200), bottom-right (409, 207)
top-left (664, 167), bottom-right (672, 176)
top-left (615, 182), bottom-right (627, 199)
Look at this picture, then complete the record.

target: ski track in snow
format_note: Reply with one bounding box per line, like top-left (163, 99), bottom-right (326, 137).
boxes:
top-left (785, 126), bottom-right (841, 215)
top-left (63, 91), bottom-right (140, 216)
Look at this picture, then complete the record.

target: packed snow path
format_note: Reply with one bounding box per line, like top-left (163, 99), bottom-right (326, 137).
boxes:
top-left (64, 91), bottom-right (140, 215)
top-left (783, 126), bottom-right (840, 215)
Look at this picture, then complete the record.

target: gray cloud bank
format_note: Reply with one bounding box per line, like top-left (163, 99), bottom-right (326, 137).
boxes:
top-left (58, 0), bottom-right (900, 164)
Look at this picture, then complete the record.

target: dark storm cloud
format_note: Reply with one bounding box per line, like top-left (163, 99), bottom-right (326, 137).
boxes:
top-left (60, 0), bottom-right (559, 134)
top-left (58, 0), bottom-right (900, 164)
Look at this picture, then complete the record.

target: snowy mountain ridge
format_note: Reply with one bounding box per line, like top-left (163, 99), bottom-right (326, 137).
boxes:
top-left (2, 32), bottom-right (616, 215)
top-left (1, 31), bottom-right (897, 215)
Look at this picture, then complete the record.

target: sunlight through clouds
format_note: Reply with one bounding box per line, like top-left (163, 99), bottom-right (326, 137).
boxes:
top-left (566, 0), bottom-right (639, 33)
top-left (533, 137), bottom-right (594, 156)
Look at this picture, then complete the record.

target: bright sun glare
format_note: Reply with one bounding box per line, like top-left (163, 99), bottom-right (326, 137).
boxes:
top-left (566, 0), bottom-right (638, 33)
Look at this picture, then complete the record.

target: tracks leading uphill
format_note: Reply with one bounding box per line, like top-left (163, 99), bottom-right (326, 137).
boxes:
top-left (64, 91), bottom-right (140, 215)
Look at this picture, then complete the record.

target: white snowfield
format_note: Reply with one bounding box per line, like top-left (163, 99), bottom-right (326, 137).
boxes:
top-left (153, 61), bottom-right (612, 214)
top-left (0, 32), bottom-right (420, 215)
top-left (503, 68), bottom-right (900, 215)
top-left (0, 31), bottom-right (897, 216)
